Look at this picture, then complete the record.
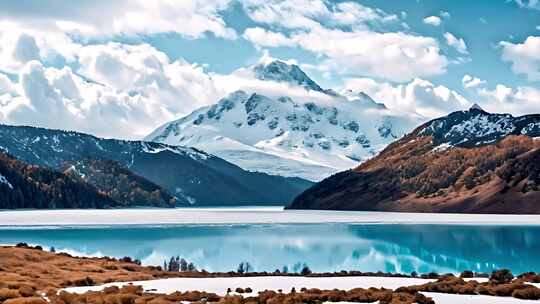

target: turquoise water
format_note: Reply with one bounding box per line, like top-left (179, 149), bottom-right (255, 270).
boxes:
top-left (0, 224), bottom-right (538, 275)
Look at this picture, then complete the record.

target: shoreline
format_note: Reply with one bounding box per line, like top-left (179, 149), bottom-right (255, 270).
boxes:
top-left (61, 274), bottom-right (540, 303)
top-left (2, 245), bottom-right (540, 304)
top-left (2, 208), bottom-right (540, 226)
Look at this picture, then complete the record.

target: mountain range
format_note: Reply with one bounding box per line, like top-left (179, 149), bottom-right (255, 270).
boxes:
top-left (1, 60), bottom-right (413, 208)
top-left (146, 60), bottom-right (419, 181)
top-left (3, 57), bottom-right (539, 213)
top-left (289, 106), bottom-right (540, 214)
top-left (0, 124), bottom-right (312, 208)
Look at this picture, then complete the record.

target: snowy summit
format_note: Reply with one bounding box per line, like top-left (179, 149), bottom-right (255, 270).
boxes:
top-left (146, 60), bottom-right (419, 181)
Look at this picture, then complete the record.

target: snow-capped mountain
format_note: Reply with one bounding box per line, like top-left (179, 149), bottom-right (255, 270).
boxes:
top-left (341, 90), bottom-right (387, 110)
top-left (419, 105), bottom-right (540, 148)
top-left (253, 60), bottom-right (325, 93)
top-left (146, 60), bottom-right (420, 181)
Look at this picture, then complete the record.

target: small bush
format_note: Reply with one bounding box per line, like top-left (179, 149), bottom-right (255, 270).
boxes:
top-left (513, 287), bottom-right (540, 300)
top-left (17, 286), bottom-right (35, 297)
top-left (0, 289), bottom-right (21, 301)
top-left (72, 277), bottom-right (94, 286)
top-left (3, 297), bottom-right (47, 304)
top-left (460, 270), bottom-right (474, 278)
top-left (490, 269), bottom-right (514, 284)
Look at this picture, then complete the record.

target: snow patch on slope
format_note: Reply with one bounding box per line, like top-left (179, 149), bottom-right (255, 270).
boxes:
top-left (522, 122), bottom-right (540, 135)
top-left (0, 174), bottom-right (13, 189)
top-left (141, 142), bottom-right (209, 161)
top-left (419, 107), bottom-right (540, 148)
top-left (446, 114), bottom-right (515, 139)
top-left (431, 143), bottom-right (453, 152)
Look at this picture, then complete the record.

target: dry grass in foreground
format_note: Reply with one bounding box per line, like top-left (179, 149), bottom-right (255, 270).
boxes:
top-left (0, 244), bottom-right (181, 291)
top-left (2, 245), bottom-right (540, 303)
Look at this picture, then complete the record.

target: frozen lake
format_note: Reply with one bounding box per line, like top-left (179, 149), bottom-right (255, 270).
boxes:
top-left (1, 206), bottom-right (540, 225)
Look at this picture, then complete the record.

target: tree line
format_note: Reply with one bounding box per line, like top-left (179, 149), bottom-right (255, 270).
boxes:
top-left (162, 256), bottom-right (312, 275)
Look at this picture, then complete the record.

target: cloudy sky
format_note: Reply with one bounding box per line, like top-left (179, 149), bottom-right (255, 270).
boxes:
top-left (0, 0), bottom-right (539, 139)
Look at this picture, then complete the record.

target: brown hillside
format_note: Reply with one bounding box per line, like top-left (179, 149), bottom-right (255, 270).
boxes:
top-left (289, 135), bottom-right (540, 213)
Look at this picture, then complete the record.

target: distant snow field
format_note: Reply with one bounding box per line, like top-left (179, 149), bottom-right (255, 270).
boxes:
top-left (1, 208), bottom-right (540, 226)
top-left (64, 276), bottom-right (538, 304)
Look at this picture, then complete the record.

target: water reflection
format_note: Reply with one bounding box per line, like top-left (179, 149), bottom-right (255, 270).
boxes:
top-left (0, 224), bottom-right (538, 274)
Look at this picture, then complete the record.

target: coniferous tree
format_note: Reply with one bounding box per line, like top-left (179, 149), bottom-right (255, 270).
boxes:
top-left (180, 258), bottom-right (188, 272)
top-left (187, 262), bottom-right (197, 272)
top-left (237, 262), bottom-right (245, 274)
top-left (300, 264), bottom-right (312, 276)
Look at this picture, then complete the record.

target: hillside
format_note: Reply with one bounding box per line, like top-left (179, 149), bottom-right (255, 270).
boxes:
top-left (0, 124), bottom-right (312, 206)
top-left (289, 107), bottom-right (540, 214)
top-left (0, 152), bottom-right (116, 209)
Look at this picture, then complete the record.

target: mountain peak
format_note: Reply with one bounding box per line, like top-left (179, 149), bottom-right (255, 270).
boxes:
top-left (469, 103), bottom-right (485, 112)
top-left (418, 109), bottom-right (540, 148)
top-left (356, 92), bottom-right (387, 109)
top-left (357, 92), bottom-right (373, 100)
top-left (341, 90), bottom-right (387, 110)
top-left (253, 60), bottom-right (324, 92)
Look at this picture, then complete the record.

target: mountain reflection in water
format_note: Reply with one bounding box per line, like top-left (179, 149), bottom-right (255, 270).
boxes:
top-left (0, 224), bottom-right (538, 274)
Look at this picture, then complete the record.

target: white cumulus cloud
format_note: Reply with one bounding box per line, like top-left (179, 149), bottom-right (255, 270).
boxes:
top-left (0, 22), bottom-right (81, 74)
top-left (241, 0), bottom-right (398, 30)
top-left (460, 74), bottom-right (540, 116)
top-left (240, 0), bottom-right (447, 82)
top-left (440, 11), bottom-right (451, 19)
top-left (514, 0), bottom-right (540, 10)
top-left (0, 30), bottom-right (224, 139)
top-left (242, 27), bottom-right (295, 48)
top-left (477, 84), bottom-right (540, 115)
top-left (500, 36), bottom-right (540, 81)
top-left (0, 0), bottom-right (236, 39)
top-left (342, 77), bottom-right (470, 119)
top-left (243, 31), bottom-right (447, 82)
top-left (462, 74), bottom-right (487, 88)
top-left (423, 16), bottom-right (442, 27)
top-left (444, 32), bottom-right (468, 55)
top-left (0, 74), bottom-right (15, 95)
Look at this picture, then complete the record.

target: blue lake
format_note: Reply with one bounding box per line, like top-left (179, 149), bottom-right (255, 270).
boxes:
top-left (0, 223), bottom-right (539, 275)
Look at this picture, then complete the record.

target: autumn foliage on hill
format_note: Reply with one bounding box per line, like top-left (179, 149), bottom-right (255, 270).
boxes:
top-left (0, 153), bottom-right (116, 209)
top-left (360, 135), bottom-right (540, 197)
top-left (290, 135), bottom-right (540, 213)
